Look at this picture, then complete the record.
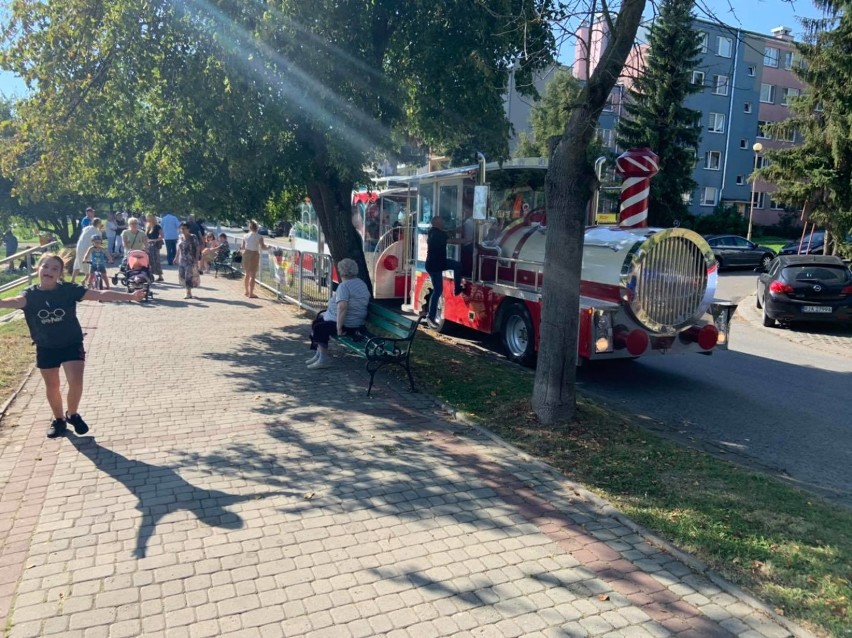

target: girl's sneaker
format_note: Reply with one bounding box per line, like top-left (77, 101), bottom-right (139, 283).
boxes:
top-left (47, 418), bottom-right (67, 438)
top-left (65, 412), bottom-right (89, 435)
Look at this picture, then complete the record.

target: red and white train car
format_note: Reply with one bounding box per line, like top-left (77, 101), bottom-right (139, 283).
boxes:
top-left (403, 157), bottom-right (737, 365)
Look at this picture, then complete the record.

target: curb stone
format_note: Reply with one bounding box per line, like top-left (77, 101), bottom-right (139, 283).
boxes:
top-left (423, 394), bottom-right (818, 638)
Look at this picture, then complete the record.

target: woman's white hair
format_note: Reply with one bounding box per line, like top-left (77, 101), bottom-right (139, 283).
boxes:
top-left (337, 258), bottom-right (359, 278)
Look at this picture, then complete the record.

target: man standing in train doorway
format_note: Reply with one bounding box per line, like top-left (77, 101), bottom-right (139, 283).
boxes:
top-left (425, 216), bottom-right (463, 329)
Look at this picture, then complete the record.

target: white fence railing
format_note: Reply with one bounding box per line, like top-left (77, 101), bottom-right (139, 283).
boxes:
top-left (223, 234), bottom-right (333, 314)
top-left (0, 241), bottom-right (63, 295)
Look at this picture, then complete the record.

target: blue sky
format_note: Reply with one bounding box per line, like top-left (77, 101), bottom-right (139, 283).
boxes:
top-left (0, 0), bottom-right (830, 100)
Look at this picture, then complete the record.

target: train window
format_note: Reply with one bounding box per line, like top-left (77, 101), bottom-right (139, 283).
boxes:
top-left (438, 184), bottom-right (460, 230)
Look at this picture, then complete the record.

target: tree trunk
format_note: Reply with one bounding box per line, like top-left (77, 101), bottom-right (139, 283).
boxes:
top-left (532, 0), bottom-right (647, 425)
top-left (306, 176), bottom-right (373, 294)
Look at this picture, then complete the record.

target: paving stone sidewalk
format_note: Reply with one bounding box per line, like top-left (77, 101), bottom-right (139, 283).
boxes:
top-left (0, 271), bottom-right (810, 638)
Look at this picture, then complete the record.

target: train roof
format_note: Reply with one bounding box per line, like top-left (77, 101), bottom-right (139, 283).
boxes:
top-left (376, 157), bottom-right (549, 186)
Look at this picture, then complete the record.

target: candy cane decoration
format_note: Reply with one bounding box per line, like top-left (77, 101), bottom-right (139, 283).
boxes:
top-left (616, 148), bottom-right (659, 228)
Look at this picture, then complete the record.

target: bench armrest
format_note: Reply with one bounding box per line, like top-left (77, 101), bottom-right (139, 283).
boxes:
top-left (364, 335), bottom-right (412, 360)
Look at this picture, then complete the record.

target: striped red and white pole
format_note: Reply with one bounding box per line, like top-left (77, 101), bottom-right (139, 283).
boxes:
top-left (615, 147), bottom-right (659, 228)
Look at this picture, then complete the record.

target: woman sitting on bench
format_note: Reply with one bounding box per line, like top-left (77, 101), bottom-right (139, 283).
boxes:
top-left (306, 258), bottom-right (370, 370)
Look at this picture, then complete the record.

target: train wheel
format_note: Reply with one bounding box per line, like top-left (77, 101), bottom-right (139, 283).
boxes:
top-left (501, 304), bottom-right (536, 367)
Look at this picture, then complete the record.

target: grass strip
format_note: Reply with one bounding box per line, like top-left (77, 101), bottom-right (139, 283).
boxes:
top-left (409, 330), bottom-right (851, 637)
top-left (0, 320), bottom-right (34, 408)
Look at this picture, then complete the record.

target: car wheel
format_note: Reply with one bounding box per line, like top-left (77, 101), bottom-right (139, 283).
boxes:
top-left (501, 303), bottom-right (537, 367)
top-left (755, 288), bottom-right (762, 309)
top-left (760, 254), bottom-right (773, 271)
top-left (762, 297), bottom-right (775, 327)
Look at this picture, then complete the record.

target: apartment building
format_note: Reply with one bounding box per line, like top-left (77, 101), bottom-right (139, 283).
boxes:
top-left (573, 17), bottom-right (805, 224)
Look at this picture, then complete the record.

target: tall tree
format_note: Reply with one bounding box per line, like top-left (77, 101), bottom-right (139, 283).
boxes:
top-left (758, 1), bottom-right (852, 251)
top-left (0, 0), bottom-right (555, 286)
top-left (617, 0), bottom-right (702, 227)
top-left (515, 68), bottom-right (584, 158)
top-left (533, 0), bottom-right (647, 424)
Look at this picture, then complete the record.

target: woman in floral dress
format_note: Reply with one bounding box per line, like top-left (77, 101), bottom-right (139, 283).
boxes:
top-left (174, 222), bottom-right (201, 299)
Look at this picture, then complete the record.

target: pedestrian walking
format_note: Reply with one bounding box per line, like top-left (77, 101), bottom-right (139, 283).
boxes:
top-left (80, 207), bottom-right (95, 229)
top-left (113, 212), bottom-right (127, 257)
top-left (4, 228), bottom-right (18, 272)
top-left (72, 218), bottom-right (102, 283)
top-left (121, 217), bottom-right (146, 253)
top-left (105, 213), bottom-right (118, 262)
top-left (241, 221), bottom-right (268, 298)
top-left (145, 214), bottom-right (165, 281)
top-left (175, 222), bottom-right (201, 299)
top-left (0, 254), bottom-right (145, 438)
top-left (160, 211), bottom-right (180, 265)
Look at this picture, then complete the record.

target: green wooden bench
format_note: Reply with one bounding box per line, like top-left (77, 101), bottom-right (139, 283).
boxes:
top-left (213, 250), bottom-right (240, 279)
top-left (333, 302), bottom-right (421, 396)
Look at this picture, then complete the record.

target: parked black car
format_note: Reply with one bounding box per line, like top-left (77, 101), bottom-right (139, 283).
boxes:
top-left (756, 255), bottom-right (852, 327)
top-left (778, 231), bottom-right (826, 256)
top-left (704, 234), bottom-right (776, 271)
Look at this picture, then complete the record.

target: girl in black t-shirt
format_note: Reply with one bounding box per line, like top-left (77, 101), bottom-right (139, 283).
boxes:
top-left (0, 254), bottom-right (146, 438)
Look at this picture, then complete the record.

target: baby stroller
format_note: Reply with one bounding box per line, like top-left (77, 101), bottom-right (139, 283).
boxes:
top-left (112, 250), bottom-right (153, 301)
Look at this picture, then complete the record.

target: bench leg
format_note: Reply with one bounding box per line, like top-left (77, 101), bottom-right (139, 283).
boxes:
top-left (403, 361), bottom-right (416, 393)
top-left (366, 367), bottom-right (378, 397)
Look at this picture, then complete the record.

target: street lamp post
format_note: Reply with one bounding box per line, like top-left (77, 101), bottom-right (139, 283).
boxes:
top-left (747, 142), bottom-right (763, 242)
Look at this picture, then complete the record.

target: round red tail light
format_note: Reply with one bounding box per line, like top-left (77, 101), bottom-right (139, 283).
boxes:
top-left (383, 255), bottom-right (399, 271)
top-left (697, 324), bottom-right (719, 350)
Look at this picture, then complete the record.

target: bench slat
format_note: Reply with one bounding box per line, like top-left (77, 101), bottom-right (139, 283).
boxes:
top-left (366, 318), bottom-right (410, 339)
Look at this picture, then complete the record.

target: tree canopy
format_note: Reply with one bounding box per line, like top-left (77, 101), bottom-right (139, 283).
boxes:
top-left (515, 68), bottom-right (584, 158)
top-left (0, 0), bottom-right (556, 261)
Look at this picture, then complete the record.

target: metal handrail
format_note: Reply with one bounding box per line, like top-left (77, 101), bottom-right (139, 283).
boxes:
top-left (477, 252), bottom-right (545, 292)
top-left (0, 241), bottom-right (63, 294)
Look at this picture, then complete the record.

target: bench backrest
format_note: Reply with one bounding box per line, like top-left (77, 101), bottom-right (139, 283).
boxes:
top-left (365, 302), bottom-right (418, 340)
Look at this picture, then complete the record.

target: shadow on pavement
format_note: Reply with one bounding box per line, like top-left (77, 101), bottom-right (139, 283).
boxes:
top-left (66, 434), bottom-right (294, 558)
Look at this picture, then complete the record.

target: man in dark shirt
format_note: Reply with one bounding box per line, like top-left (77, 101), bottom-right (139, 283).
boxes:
top-left (425, 216), bottom-right (463, 328)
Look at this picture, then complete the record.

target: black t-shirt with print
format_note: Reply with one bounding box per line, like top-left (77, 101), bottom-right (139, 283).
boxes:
top-left (22, 283), bottom-right (87, 348)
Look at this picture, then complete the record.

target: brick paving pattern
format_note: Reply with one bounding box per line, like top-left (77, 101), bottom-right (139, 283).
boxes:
top-left (0, 270), bottom-right (809, 637)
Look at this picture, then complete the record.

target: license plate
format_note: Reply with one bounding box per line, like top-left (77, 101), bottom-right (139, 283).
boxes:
top-left (802, 306), bottom-right (832, 313)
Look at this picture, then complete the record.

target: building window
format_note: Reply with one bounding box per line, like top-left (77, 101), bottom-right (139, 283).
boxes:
top-left (740, 139), bottom-right (748, 149)
top-left (757, 121), bottom-right (772, 139)
top-left (699, 32), bottom-right (708, 53)
top-left (757, 156), bottom-right (772, 169)
top-left (718, 36), bottom-right (733, 57)
top-left (736, 175), bottom-right (745, 185)
top-left (702, 187), bottom-right (718, 206)
top-left (691, 70), bottom-right (705, 86)
top-left (752, 191), bottom-right (766, 209)
top-left (781, 87), bottom-right (800, 106)
top-left (770, 197), bottom-right (786, 210)
top-left (708, 112), bottom-right (725, 133)
top-left (783, 50), bottom-right (795, 70)
top-left (713, 75), bottom-right (729, 96)
top-left (744, 101), bottom-right (753, 114)
top-left (704, 151), bottom-right (722, 170)
top-left (777, 126), bottom-right (796, 143)
top-left (747, 65), bottom-right (756, 77)
top-left (764, 47), bottom-right (779, 67)
top-left (760, 83), bottom-right (776, 104)
top-left (597, 128), bottom-right (614, 147)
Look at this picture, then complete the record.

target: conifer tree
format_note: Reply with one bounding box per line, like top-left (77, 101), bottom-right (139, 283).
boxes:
top-left (759, 2), bottom-right (852, 252)
top-left (617, 0), bottom-right (702, 226)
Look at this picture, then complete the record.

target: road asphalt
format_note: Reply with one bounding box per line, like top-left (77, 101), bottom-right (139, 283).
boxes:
top-left (0, 268), bottom-right (811, 637)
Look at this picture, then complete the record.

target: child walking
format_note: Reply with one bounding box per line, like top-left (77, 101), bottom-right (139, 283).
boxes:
top-left (0, 254), bottom-right (145, 438)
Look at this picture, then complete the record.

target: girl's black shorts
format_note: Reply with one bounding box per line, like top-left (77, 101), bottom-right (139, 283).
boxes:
top-left (36, 344), bottom-right (86, 369)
